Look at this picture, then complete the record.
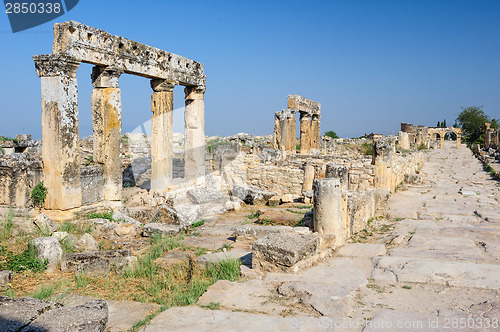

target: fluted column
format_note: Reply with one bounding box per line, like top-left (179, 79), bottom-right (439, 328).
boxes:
top-left (91, 66), bottom-right (123, 202)
top-left (150, 79), bottom-right (175, 191)
top-left (33, 54), bottom-right (82, 210)
top-left (184, 85), bottom-right (206, 182)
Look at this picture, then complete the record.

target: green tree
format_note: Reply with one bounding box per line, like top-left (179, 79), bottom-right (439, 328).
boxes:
top-left (456, 106), bottom-right (499, 146)
top-left (442, 119), bottom-right (447, 127)
top-left (324, 131), bottom-right (339, 139)
top-left (437, 121), bottom-right (441, 127)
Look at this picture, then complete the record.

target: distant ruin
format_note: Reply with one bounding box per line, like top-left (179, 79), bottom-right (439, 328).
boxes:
top-left (399, 122), bottom-right (462, 149)
top-left (273, 95), bottom-right (321, 154)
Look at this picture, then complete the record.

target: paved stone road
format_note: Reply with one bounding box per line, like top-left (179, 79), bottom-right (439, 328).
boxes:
top-left (140, 143), bottom-right (500, 331)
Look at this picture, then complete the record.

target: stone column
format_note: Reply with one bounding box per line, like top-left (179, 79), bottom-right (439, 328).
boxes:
top-left (485, 123), bottom-right (491, 148)
top-left (440, 133), bottom-right (445, 149)
top-left (299, 112), bottom-right (311, 154)
top-left (273, 112), bottom-right (282, 150)
top-left (372, 138), bottom-right (394, 191)
top-left (313, 178), bottom-right (344, 247)
top-left (150, 79), bottom-right (175, 191)
top-left (325, 163), bottom-right (349, 239)
top-left (456, 134), bottom-right (461, 148)
top-left (302, 163), bottom-right (315, 192)
top-left (310, 115), bottom-right (321, 151)
top-left (184, 85), bottom-right (206, 182)
top-left (285, 110), bottom-right (296, 153)
top-left (91, 66), bottom-right (123, 202)
top-left (33, 55), bottom-right (82, 210)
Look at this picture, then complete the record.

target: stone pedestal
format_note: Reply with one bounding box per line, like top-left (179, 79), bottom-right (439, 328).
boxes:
top-left (299, 113), bottom-right (311, 154)
top-left (91, 66), bottom-right (122, 202)
top-left (33, 55), bottom-right (82, 210)
top-left (313, 178), bottom-right (344, 247)
top-left (184, 86), bottom-right (206, 182)
top-left (150, 80), bottom-right (175, 191)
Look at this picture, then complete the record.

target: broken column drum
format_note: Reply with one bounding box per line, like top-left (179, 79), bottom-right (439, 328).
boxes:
top-left (33, 21), bottom-right (206, 216)
top-left (313, 178), bottom-right (344, 247)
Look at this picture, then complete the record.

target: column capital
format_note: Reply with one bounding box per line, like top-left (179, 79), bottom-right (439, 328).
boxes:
top-left (91, 66), bottom-right (123, 88)
top-left (184, 85), bottom-right (206, 100)
top-left (33, 54), bottom-right (80, 78)
top-left (151, 79), bottom-right (176, 92)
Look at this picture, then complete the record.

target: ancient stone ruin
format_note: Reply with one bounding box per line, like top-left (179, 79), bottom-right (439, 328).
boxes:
top-left (399, 122), bottom-right (462, 149)
top-left (32, 21), bottom-right (206, 220)
top-left (273, 95), bottom-right (321, 154)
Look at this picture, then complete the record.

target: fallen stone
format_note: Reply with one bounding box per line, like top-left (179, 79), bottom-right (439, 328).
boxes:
top-left (0, 296), bottom-right (54, 332)
top-left (142, 223), bottom-right (183, 237)
top-left (76, 233), bottom-right (99, 252)
top-left (24, 300), bottom-right (108, 332)
top-left (28, 236), bottom-right (63, 272)
top-left (91, 219), bottom-right (141, 240)
top-left (174, 204), bottom-right (202, 225)
top-left (112, 211), bottom-right (141, 226)
top-left (187, 186), bottom-right (225, 205)
top-left (61, 249), bottom-right (136, 274)
top-left (230, 184), bottom-right (277, 205)
top-left (0, 271), bottom-right (12, 287)
top-left (107, 300), bottom-right (160, 332)
top-left (233, 224), bottom-right (310, 242)
top-left (32, 213), bottom-right (57, 235)
top-left (196, 249), bottom-right (251, 266)
top-left (252, 233), bottom-right (326, 272)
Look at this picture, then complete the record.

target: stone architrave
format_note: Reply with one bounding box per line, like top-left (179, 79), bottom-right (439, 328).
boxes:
top-left (33, 54), bottom-right (82, 210)
top-left (91, 66), bottom-right (123, 201)
top-left (150, 79), bottom-right (175, 191)
top-left (313, 178), bottom-right (344, 247)
top-left (184, 86), bottom-right (206, 182)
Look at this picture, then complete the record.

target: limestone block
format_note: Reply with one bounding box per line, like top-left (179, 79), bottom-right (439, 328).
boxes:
top-left (28, 236), bottom-right (63, 272)
top-left (142, 223), bottom-right (183, 237)
top-left (33, 213), bottom-right (57, 235)
top-left (61, 249), bottom-right (135, 274)
top-left (230, 184), bottom-right (277, 205)
top-left (186, 186), bottom-right (224, 205)
top-left (234, 224), bottom-right (310, 242)
top-left (76, 233), bottom-right (99, 252)
top-left (0, 271), bottom-right (12, 287)
top-left (196, 249), bottom-right (251, 267)
top-left (252, 233), bottom-right (320, 272)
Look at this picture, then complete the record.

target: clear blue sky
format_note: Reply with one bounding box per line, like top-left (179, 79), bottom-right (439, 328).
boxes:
top-left (0, 0), bottom-right (499, 139)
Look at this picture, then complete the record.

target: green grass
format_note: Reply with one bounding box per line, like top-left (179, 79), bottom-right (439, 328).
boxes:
top-left (31, 282), bottom-right (62, 300)
top-left (60, 237), bottom-right (78, 254)
top-left (0, 136), bottom-right (19, 143)
top-left (87, 210), bottom-right (115, 221)
top-left (417, 143), bottom-right (428, 151)
top-left (200, 302), bottom-right (221, 310)
top-left (205, 258), bottom-right (241, 282)
top-left (1, 209), bottom-right (14, 242)
top-left (191, 218), bottom-right (205, 228)
top-left (247, 211), bottom-right (261, 219)
top-left (59, 221), bottom-right (94, 236)
top-left (0, 245), bottom-right (48, 273)
top-left (361, 142), bottom-right (373, 156)
top-left (402, 285), bottom-right (412, 290)
top-left (286, 208), bottom-right (308, 214)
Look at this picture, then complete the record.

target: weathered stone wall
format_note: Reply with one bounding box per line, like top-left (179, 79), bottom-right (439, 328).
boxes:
top-left (0, 155), bottom-right (42, 207)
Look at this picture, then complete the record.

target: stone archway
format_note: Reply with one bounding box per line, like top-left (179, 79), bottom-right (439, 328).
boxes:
top-left (427, 127), bottom-right (462, 148)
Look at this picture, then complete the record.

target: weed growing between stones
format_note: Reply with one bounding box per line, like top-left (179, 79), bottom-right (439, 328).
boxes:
top-left (247, 210), bottom-right (261, 219)
top-left (87, 210), bottom-right (115, 221)
top-left (59, 221), bottom-right (94, 236)
top-left (30, 182), bottom-right (47, 208)
top-left (0, 245), bottom-right (48, 273)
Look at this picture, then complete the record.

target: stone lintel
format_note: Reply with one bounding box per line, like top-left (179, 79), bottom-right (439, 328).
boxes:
top-left (91, 66), bottom-right (123, 88)
top-left (53, 21), bottom-right (205, 87)
top-left (151, 79), bottom-right (176, 92)
top-left (287, 95), bottom-right (321, 115)
top-left (33, 54), bottom-right (80, 78)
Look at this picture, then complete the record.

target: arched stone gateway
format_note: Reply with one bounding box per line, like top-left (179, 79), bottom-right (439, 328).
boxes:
top-left (33, 21), bottom-right (206, 217)
top-left (427, 127), bottom-right (462, 148)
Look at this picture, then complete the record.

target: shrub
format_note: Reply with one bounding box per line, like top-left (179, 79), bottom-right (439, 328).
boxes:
top-left (87, 210), bottom-right (114, 221)
top-left (361, 142), bottom-right (373, 155)
top-left (417, 143), bottom-right (427, 151)
top-left (30, 182), bottom-right (48, 208)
